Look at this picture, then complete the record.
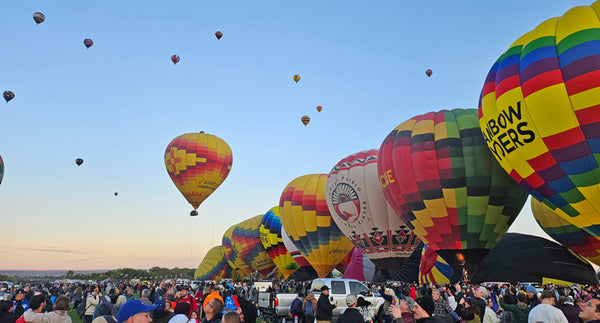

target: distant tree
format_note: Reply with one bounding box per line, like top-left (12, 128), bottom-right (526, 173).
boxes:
top-left (66, 270), bottom-right (74, 278)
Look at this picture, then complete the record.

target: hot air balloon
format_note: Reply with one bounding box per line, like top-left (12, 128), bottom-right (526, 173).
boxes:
top-left (215, 31), bottom-right (223, 40)
top-left (419, 244), bottom-right (452, 285)
top-left (478, 2), bottom-right (600, 238)
top-left (75, 158), bottom-right (83, 166)
top-left (531, 198), bottom-right (600, 266)
top-left (0, 155), bottom-right (4, 187)
top-left (280, 174), bottom-right (356, 278)
top-left (3, 91), bottom-right (14, 103)
top-left (326, 149), bottom-right (421, 276)
top-left (281, 226), bottom-right (318, 280)
top-left (171, 55), bottom-right (180, 65)
top-left (378, 108), bottom-right (529, 278)
top-left (293, 75), bottom-right (301, 83)
top-left (83, 39), bottom-right (93, 48)
top-left (425, 69), bottom-right (433, 77)
top-left (33, 12), bottom-right (45, 25)
top-left (164, 132), bottom-right (233, 216)
top-left (316, 106), bottom-right (322, 113)
top-left (260, 207), bottom-right (300, 279)
top-left (342, 248), bottom-right (376, 282)
top-left (301, 115), bottom-right (310, 126)
top-left (471, 233), bottom-right (599, 285)
top-left (114, 192), bottom-right (118, 196)
top-left (231, 214), bottom-right (277, 278)
top-left (195, 246), bottom-right (235, 281)
top-left (222, 225), bottom-right (254, 277)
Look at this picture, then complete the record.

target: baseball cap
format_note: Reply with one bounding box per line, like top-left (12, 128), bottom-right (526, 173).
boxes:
top-left (118, 300), bottom-right (157, 323)
top-left (346, 295), bottom-right (357, 306)
top-left (320, 285), bottom-right (329, 291)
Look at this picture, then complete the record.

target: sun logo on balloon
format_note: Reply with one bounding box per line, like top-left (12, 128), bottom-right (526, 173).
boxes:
top-left (330, 183), bottom-right (360, 223)
top-left (165, 147), bottom-right (185, 175)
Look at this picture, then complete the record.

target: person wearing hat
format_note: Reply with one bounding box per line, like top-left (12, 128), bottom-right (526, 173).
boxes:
top-left (117, 300), bottom-right (156, 323)
top-left (335, 295), bottom-right (363, 323)
top-left (12, 289), bottom-right (29, 317)
top-left (316, 286), bottom-right (336, 323)
top-left (356, 297), bottom-right (375, 322)
top-left (390, 296), bottom-right (416, 323)
top-left (524, 286), bottom-right (540, 309)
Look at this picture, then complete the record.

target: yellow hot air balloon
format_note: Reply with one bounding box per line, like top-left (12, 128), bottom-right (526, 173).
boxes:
top-left (260, 206), bottom-right (300, 279)
top-left (293, 74), bottom-right (301, 83)
top-left (222, 225), bottom-right (254, 277)
top-left (164, 132), bottom-right (233, 216)
top-left (279, 174), bottom-right (355, 278)
top-left (231, 214), bottom-right (277, 278)
top-left (195, 246), bottom-right (235, 281)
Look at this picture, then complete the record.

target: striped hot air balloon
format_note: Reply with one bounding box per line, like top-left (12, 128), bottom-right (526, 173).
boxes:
top-left (259, 207), bottom-right (299, 279)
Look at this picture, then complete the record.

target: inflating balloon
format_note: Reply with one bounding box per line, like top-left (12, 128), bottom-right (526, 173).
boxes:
top-left (83, 39), bottom-right (93, 48)
top-left (479, 1), bottom-right (600, 237)
top-left (279, 174), bottom-right (355, 277)
top-left (342, 248), bottom-right (376, 282)
top-left (301, 115), bottom-right (310, 126)
top-left (196, 246), bottom-right (235, 281)
top-left (293, 75), bottom-right (301, 83)
top-left (316, 106), bottom-right (322, 113)
top-left (171, 55), bottom-right (180, 65)
top-left (419, 244), bottom-right (451, 284)
top-left (164, 132), bottom-right (232, 216)
top-left (378, 108), bottom-right (529, 277)
top-left (231, 214), bottom-right (277, 278)
top-left (0, 155), bottom-right (4, 187)
top-left (260, 207), bottom-right (300, 279)
top-left (326, 149), bottom-right (421, 275)
top-left (531, 198), bottom-right (600, 266)
top-left (33, 12), bottom-right (45, 25)
top-left (215, 31), bottom-right (223, 40)
top-left (75, 158), bottom-right (84, 166)
top-left (3, 91), bottom-right (14, 103)
top-left (222, 225), bottom-right (254, 277)
top-left (426, 69), bottom-right (432, 77)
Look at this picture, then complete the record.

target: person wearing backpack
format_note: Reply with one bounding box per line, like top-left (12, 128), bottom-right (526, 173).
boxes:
top-left (290, 293), bottom-right (304, 322)
top-left (302, 292), bottom-right (317, 323)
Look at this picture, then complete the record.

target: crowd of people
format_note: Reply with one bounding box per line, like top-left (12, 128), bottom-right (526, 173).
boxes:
top-left (0, 280), bottom-right (599, 323)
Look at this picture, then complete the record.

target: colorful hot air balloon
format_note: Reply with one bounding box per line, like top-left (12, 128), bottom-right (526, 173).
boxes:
top-left (419, 244), bottom-right (452, 285)
top-left (342, 248), bottom-right (376, 282)
top-left (196, 246), bottom-right (235, 281)
top-left (171, 55), bottom-right (180, 65)
top-left (426, 69), bottom-right (433, 77)
top-left (215, 31), bottom-right (223, 40)
top-left (0, 155), bottom-right (4, 187)
top-left (293, 75), bottom-right (301, 83)
top-left (75, 158), bottom-right (84, 166)
top-left (378, 108), bottom-right (529, 277)
top-left (231, 214), bottom-right (277, 278)
top-left (531, 198), bottom-right (600, 266)
top-left (479, 1), bottom-right (600, 238)
top-left (114, 192), bottom-right (118, 196)
top-left (279, 174), bottom-right (355, 278)
top-left (164, 132), bottom-right (233, 216)
top-left (83, 38), bottom-right (93, 48)
top-left (260, 207), bottom-right (300, 279)
top-left (222, 225), bottom-right (254, 277)
top-left (3, 91), bottom-right (14, 103)
top-left (326, 149), bottom-right (421, 275)
top-left (301, 115), bottom-right (310, 126)
top-left (33, 12), bottom-right (45, 25)
top-left (316, 106), bottom-right (322, 113)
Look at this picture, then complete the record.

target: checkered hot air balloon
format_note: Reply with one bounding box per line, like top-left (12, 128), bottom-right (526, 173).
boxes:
top-left (164, 132), bottom-right (232, 216)
top-left (378, 108), bottom-right (529, 278)
top-left (195, 246), bottom-right (236, 281)
top-left (222, 225), bottom-right (254, 277)
top-left (231, 214), bottom-right (277, 278)
top-left (279, 174), bottom-right (355, 278)
top-left (479, 1), bottom-right (600, 240)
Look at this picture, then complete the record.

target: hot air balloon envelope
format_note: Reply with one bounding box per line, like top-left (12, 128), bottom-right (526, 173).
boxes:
top-left (83, 39), bottom-right (93, 48)
top-left (33, 12), bottom-right (45, 24)
top-left (426, 69), bottom-right (432, 77)
top-left (171, 55), bottom-right (180, 65)
top-left (196, 246), bottom-right (235, 281)
top-left (0, 155), bottom-right (4, 187)
top-left (301, 115), bottom-right (310, 126)
top-left (293, 75), bottom-right (301, 83)
top-left (75, 158), bottom-right (83, 166)
top-left (316, 106), bottom-right (322, 113)
top-left (260, 207), bottom-right (300, 279)
top-left (215, 31), bottom-right (223, 40)
top-left (3, 91), bottom-right (14, 103)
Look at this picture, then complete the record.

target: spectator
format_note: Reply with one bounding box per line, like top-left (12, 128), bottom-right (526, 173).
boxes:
top-left (527, 290), bottom-right (568, 323)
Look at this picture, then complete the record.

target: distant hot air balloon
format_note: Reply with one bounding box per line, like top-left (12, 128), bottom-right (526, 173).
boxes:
top-left (83, 38), bottom-right (93, 48)
top-left (419, 244), bottom-right (452, 285)
top-left (260, 207), bottom-right (300, 279)
top-left (164, 132), bottom-right (233, 216)
top-left (33, 12), bottom-right (45, 25)
top-left (114, 192), bottom-right (118, 197)
top-left (75, 158), bottom-right (84, 166)
top-left (378, 108), bottom-right (529, 278)
top-left (316, 106), bottom-right (322, 113)
top-left (3, 91), bottom-right (14, 103)
top-left (222, 224), bottom-right (254, 277)
top-left (478, 1), bottom-right (600, 238)
top-left (196, 246), bottom-right (235, 281)
top-left (171, 55), bottom-right (180, 65)
top-left (425, 69), bottom-right (433, 77)
top-left (232, 214), bottom-right (277, 278)
top-left (0, 155), bottom-right (4, 187)
top-left (280, 174), bottom-right (356, 278)
top-left (215, 31), bottom-right (223, 40)
top-left (293, 75), bottom-right (301, 83)
top-left (531, 198), bottom-right (600, 266)
top-left (326, 149), bottom-right (421, 276)
top-left (301, 115), bottom-right (310, 126)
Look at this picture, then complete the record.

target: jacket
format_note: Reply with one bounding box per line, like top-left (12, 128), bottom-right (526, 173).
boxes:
top-left (316, 294), bottom-right (335, 321)
top-left (336, 308), bottom-right (363, 323)
top-left (498, 298), bottom-right (528, 323)
top-left (302, 295), bottom-right (317, 316)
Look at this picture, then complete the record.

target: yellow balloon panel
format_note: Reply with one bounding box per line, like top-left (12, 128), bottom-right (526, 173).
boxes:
top-left (259, 207), bottom-right (299, 279)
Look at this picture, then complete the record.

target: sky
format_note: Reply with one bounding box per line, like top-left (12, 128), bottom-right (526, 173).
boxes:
top-left (0, 0), bottom-right (595, 271)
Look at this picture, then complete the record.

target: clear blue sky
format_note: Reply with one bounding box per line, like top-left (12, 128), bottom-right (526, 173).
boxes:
top-left (0, 1), bottom-right (593, 270)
